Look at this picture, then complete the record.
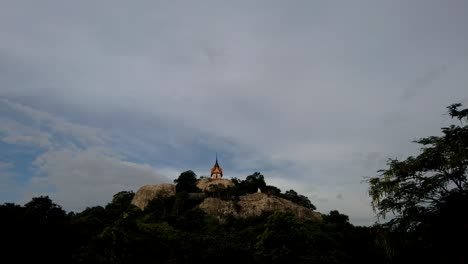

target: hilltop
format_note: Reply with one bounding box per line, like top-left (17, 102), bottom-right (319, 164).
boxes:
top-left (131, 173), bottom-right (321, 222)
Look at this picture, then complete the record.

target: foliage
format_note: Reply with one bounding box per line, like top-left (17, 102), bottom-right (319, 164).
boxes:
top-left (280, 189), bottom-right (317, 210)
top-left (368, 103), bottom-right (468, 230)
top-left (0, 178), bottom-right (382, 263)
top-left (367, 103), bottom-right (468, 263)
top-left (238, 172), bottom-right (267, 194)
top-left (174, 170), bottom-right (200, 193)
top-left (203, 172), bottom-right (316, 211)
top-left (264, 185), bottom-right (281, 195)
top-left (323, 210), bottom-right (350, 225)
top-left (24, 195), bottom-right (66, 223)
top-left (0, 196), bottom-right (70, 262)
top-left (105, 191), bottom-right (136, 218)
top-left (255, 212), bottom-right (312, 263)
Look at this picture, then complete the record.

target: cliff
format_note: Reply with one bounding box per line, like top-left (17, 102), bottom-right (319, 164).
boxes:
top-left (198, 192), bottom-right (321, 221)
top-left (131, 183), bottom-right (176, 209)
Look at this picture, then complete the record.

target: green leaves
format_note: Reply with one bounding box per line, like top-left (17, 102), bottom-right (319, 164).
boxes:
top-left (281, 190), bottom-right (317, 210)
top-left (368, 103), bottom-right (468, 230)
top-left (174, 170), bottom-right (200, 193)
top-left (447, 103), bottom-right (468, 121)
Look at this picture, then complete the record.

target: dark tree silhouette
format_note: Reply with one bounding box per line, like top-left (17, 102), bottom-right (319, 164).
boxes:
top-left (174, 170), bottom-right (200, 193)
top-left (368, 103), bottom-right (468, 263)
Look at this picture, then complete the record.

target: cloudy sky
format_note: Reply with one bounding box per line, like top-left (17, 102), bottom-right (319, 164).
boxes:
top-left (1, 0), bottom-right (467, 225)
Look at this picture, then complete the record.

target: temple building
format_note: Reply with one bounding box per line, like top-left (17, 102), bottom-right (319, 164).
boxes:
top-left (210, 155), bottom-right (223, 179)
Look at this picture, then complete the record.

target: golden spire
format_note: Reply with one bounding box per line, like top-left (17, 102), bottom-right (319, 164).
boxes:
top-left (211, 154), bottom-right (223, 179)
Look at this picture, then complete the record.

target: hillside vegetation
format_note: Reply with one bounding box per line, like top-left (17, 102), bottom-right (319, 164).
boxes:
top-left (0, 173), bottom-right (382, 263)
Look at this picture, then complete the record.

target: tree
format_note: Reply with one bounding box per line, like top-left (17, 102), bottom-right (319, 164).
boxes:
top-left (240, 172), bottom-right (267, 193)
top-left (264, 185), bottom-right (281, 195)
top-left (105, 191), bottom-right (136, 219)
top-left (24, 195), bottom-right (67, 224)
top-left (282, 190), bottom-right (316, 210)
top-left (174, 170), bottom-right (200, 193)
top-left (255, 212), bottom-right (309, 263)
top-left (368, 103), bottom-right (468, 263)
top-left (323, 210), bottom-right (350, 225)
top-left (22, 196), bottom-right (70, 262)
top-left (368, 103), bottom-right (468, 230)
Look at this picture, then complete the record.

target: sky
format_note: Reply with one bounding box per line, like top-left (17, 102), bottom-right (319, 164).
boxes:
top-left (1, 0), bottom-right (467, 225)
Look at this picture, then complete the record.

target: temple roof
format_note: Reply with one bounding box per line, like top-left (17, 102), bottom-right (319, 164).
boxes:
top-left (211, 154), bottom-right (223, 176)
top-left (213, 156), bottom-right (220, 168)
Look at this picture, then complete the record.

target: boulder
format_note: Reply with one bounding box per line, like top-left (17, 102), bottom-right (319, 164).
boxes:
top-left (131, 183), bottom-right (176, 209)
top-left (196, 178), bottom-right (235, 192)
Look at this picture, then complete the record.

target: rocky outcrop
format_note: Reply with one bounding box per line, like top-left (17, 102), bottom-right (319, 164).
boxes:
top-left (131, 178), bottom-right (235, 210)
top-left (131, 183), bottom-right (176, 209)
top-left (198, 192), bottom-right (321, 221)
top-left (197, 197), bottom-right (238, 217)
top-left (132, 181), bottom-right (321, 222)
top-left (196, 178), bottom-right (235, 192)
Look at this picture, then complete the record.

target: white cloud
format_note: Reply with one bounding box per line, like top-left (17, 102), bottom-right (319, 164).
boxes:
top-left (0, 99), bottom-right (175, 210)
top-left (0, 118), bottom-right (52, 147)
top-left (0, 99), bottom-right (108, 148)
top-left (27, 148), bottom-right (170, 211)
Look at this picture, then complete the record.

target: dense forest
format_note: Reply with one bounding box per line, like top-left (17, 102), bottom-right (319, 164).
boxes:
top-left (0, 103), bottom-right (466, 264)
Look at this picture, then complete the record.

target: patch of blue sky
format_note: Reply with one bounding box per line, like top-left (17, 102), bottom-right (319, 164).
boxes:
top-left (108, 131), bottom-right (226, 171)
top-left (0, 141), bottom-right (45, 184)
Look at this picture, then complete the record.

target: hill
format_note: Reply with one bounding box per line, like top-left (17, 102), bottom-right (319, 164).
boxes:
top-left (131, 176), bottom-right (321, 221)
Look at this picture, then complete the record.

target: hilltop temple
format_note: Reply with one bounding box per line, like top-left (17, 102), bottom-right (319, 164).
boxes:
top-left (210, 155), bottom-right (223, 179)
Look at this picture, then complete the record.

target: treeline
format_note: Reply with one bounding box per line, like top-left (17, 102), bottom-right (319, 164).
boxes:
top-left (4, 178), bottom-right (460, 263)
top-left (0, 190), bottom-right (386, 263)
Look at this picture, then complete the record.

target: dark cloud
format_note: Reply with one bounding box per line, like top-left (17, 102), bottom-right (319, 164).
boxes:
top-left (402, 65), bottom-right (449, 101)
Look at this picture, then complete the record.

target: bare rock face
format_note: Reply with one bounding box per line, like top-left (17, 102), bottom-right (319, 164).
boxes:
top-left (198, 192), bottom-right (321, 221)
top-left (198, 197), bottom-right (238, 217)
top-left (196, 178), bottom-right (235, 192)
top-left (131, 183), bottom-right (176, 209)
